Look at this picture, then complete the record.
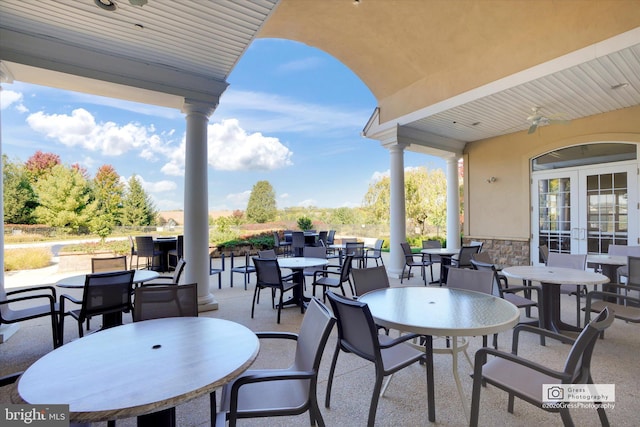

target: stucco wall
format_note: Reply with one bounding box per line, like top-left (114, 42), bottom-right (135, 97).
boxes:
top-left (464, 105), bottom-right (640, 242)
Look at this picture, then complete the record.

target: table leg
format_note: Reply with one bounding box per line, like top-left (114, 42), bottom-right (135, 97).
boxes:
top-left (452, 337), bottom-right (470, 423)
top-left (425, 335), bottom-right (435, 422)
top-left (137, 407), bottom-right (175, 427)
top-left (541, 283), bottom-right (581, 334)
top-left (439, 257), bottom-right (452, 285)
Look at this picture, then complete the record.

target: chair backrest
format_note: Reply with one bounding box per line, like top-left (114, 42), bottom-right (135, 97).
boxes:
top-left (292, 298), bottom-right (336, 374)
top-left (470, 240), bottom-right (484, 251)
top-left (457, 245), bottom-right (482, 267)
top-left (341, 237), bottom-right (356, 244)
top-left (317, 231), bottom-right (328, 245)
top-left (258, 249), bottom-right (277, 259)
top-left (135, 236), bottom-right (155, 257)
top-left (272, 231), bottom-right (282, 247)
top-left (91, 255), bottom-right (128, 273)
top-left (607, 244), bottom-right (628, 256)
top-left (327, 230), bottom-right (336, 244)
top-left (446, 267), bottom-right (494, 295)
top-left (172, 259), bottom-right (187, 284)
top-left (133, 283), bottom-right (198, 321)
top-left (470, 258), bottom-right (504, 294)
top-left (471, 252), bottom-right (493, 264)
top-left (81, 270), bottom-right (135, 321)
top-left (326, 291), bottom-right (382, 364)
top-left (252, 257), bottom-right (284, 287)
top-left (291, 231), bottom-right (305, 249)
top-left (370, 239), bottom-right (384, 255)
top-left (562, 308), bottom-right (613, 383)
top-left (539, 244), bottom-right (549, 264)
top-left (351, 265), bottom-right (390, 296)
top-left (283, 230), bottom-right (293, 242)
top-left (303, 246), bottom-right (327, 259)
top-left (345, 242), bottom-right (365, 259)
top-left (338, 254), bottom-right (355, 283)
top-left (627, 256), bottom-right (640, 286)
top-left (546, 252), bottom-right (586, 270)
top-left (422, 240), bottom-right (441, 250)
top-left (400, 242), bottom-right (414, 261)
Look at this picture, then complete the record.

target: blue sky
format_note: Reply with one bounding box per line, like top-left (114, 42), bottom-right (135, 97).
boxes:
top-left (1, 39), bottom-right (444, 212)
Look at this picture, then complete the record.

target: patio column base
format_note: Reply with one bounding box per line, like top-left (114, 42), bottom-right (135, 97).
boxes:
top-left (198, 294), bottom-right (219, 312)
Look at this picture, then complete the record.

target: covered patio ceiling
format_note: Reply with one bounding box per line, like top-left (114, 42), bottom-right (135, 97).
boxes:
top-left (2, 1), bottom-right (639, 157)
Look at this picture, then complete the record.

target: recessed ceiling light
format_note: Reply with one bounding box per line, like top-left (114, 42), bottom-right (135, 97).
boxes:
top-left (611, 83), bottom-right (629, 90)
top-left (94, 0), bottom-right (117, 11)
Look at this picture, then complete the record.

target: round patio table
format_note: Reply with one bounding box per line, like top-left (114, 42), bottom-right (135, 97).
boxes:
top-left (359, 286), bottom-right (519, 422)
top-left (17, 317), bottom-right (259, 427)
top-left (502, 265), bottom-right (609, 334)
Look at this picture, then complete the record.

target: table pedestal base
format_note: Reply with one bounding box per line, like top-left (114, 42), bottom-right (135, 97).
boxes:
top-left (541, 283), bottom-right (582, 334)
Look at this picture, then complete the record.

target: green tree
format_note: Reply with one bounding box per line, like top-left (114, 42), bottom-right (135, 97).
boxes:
top-left (3, 155), bottom-right (38, 224)
top-left (362, 167), bottom-right (447, 234)
top-left (121, 175), bottom-right (157, 226)
top-left (89, 164), bottom-right (124, 240)
top-left (362, 176), bottom-right (391, 224)
top-left (246, 180), bottom-right (276, 223)
top-left (329, 207), bottom-right (358, 225)
top-left (32, 164), bottom-right (93, 232)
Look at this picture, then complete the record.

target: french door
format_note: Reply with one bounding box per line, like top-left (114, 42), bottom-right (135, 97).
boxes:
top-left (531, 163), bottom-right (638, 265)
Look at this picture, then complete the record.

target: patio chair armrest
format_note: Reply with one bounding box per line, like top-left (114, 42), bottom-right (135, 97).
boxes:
top-left (474, 347), bottom-right (571, 382)
top-left (256, 331), bottom-right (298, 341)
top-left (313, 269), bottom-right (340, 281)
top-left (512, 324), bottom-right (575, 354)
top-left (7, 285), bottom-right (57, 299)
top-left (585, 291), bottom-right (640, 322)
top-left (59, 293), bottom-right (82, 312)
top-left (233, 369), bottom-right (315, 388)
top-left (378, 332), bottom-right (422, 348)
top-left (597, 283), bottom-right (640, 292)
top-left (501, 284), bottom-right (542, 297)
top-left (0, 371), bottom-right (23, 387)
top-left (0, 293), bottom-right (56, 307)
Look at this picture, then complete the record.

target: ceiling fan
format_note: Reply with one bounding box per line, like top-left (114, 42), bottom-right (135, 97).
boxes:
top-left (526, 107), bottom-right (570, 134)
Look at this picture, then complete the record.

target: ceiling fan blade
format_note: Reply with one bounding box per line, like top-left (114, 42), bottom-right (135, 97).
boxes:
top-left (528, 122), bottom-right (538, 134)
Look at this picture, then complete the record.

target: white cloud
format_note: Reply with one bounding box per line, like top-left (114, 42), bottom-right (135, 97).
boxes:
top-left (125, 174), bottom-right (177, 193)
top-left (26, 108), bottom-right (166, 157)
top-left (207, 119), bottom-right (293, 171)
top-left (0, 90), bottom-right (26, 111)
top-left (226, 190), bottom-right (251, 205)
top-left (279, 193), bottom-right (290, 199)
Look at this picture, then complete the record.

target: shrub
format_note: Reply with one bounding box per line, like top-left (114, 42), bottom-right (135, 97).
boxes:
top-left (297, 216), bottom-right (313, 231)
top-left (5, 248), bottom-right (51, 271)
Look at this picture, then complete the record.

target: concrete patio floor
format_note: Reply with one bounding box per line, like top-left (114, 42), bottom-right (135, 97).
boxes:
top-left (1, 252), bottom-right (638, 426)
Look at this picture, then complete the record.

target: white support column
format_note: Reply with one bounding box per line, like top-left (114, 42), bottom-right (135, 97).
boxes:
top-left (0, 67), bottom-right (20, 342)
top-left (388, 141), bottom-right (409, 277)
top-left (446, 156), bottom-right (461, 250)
top-left (183, 100), bottom-right (217, 311)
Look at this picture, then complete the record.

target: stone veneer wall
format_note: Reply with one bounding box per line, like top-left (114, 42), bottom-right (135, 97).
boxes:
top-left (463, 238), bottom-right (530, 266)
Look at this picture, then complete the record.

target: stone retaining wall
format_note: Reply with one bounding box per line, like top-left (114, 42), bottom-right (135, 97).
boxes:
top-left (463, 238), bottom-right (530, 266)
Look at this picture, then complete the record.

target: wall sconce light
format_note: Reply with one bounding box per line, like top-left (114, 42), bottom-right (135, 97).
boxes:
top-left (486, 176), bottom-right (497, 183)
